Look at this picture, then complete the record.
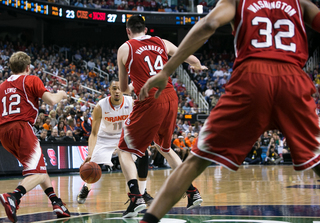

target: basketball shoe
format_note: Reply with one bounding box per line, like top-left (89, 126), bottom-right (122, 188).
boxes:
top-left (0, 193), bottom-right (20, 223)
top-left (186, 188), bottom-right (203, 210)
top-left (123, 193), bottom-right (146, 218)
top-left (142, 190), bottom-right (154, 206)
top-left (77, 185), bottom-right (90, 204)
top-left (52, 198), bottom-right (70, 218)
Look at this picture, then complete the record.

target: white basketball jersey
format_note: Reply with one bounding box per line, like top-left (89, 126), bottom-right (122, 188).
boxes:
top-left (97, 95), bottom-right (133, 138)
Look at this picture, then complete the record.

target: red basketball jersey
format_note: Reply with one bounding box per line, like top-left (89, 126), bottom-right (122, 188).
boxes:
top-left (233, 0), bottom-right (308, 69)
top-left (125, 35), bottom-right (173, 97)
top-left (0, 75), bottom-right (48, 126)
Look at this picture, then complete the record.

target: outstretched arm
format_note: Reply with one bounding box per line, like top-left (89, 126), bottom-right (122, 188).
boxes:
top-left (163, 39), bottom-right (207, 71)
top-left (139, 0), bottom-right (236, 100)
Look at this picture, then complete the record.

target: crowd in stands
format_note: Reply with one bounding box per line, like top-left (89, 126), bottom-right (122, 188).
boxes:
top-left (243, 130), bottom-right (291, 166)
top-left (3, 38), bottom-right (319, 169)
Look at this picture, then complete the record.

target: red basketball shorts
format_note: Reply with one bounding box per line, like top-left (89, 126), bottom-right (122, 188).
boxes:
top-left (118, 88), bottom-right (178, 157)
top-left (192, 59), bottom-right (320, 171)
top-left (0, 121), bottom-right (46, 176)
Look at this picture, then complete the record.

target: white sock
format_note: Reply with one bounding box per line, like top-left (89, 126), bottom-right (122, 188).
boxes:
top-left (139, 180), bottom-right (147, 195)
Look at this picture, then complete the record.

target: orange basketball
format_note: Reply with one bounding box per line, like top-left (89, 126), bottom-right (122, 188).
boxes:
top-left (79, 162), bottom-right (102, 184)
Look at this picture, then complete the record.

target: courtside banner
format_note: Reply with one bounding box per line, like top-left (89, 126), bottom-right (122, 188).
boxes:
top-left (0, 142), bottom-right (88, 176)
top-left (71, 146), bottom-right (89, 169)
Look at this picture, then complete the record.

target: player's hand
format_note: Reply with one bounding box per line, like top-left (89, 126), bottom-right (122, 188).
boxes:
top-left (80, 155), bottom-right (91, 169)
top-left (58, 90), bottom-right (68, 99)
top-left (190, 65), bottom-right (208, 72)
top-left (139, 71), bottom-right (169, 101)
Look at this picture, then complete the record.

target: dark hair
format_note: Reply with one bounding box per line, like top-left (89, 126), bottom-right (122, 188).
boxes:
top-left (111, 78), bottom-right (119, 85)
top-left (126, 15), bottom-right (145, 34)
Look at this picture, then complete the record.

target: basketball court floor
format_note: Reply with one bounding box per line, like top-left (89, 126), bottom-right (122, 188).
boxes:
top-left (1, 165), bottom-right (320, 223)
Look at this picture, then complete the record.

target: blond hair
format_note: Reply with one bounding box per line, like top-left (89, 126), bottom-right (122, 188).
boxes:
top-left (9, 51), bottom-right (31, 74)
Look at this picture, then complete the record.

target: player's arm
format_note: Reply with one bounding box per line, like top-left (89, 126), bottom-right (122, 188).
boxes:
top-left (163, 39), bottom-right (207, 71)
top-left (42, 91), bottom-right (68, 106)
top-left (117, 43), bottom-right (130, 93)
top-left (83, 104), bottom-right (102, 164)
top-left (160, 0), bottom-right (236, 76)
top-left (139, 0), bottom-right (236, 100)
top-left (300, 0), bottom-right (320, 33)
top-left (122, 83), bottom-right (134, 95)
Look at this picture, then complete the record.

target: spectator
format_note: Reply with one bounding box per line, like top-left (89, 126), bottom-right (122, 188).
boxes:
top-left (74, 0), bottom-right (84, 7)
top-left (81, 115), bottom-right (91, 141)
top-left (172, 136), bottom-right (188, 160)
top-left (59, 131), bottom-right (66, 139)
top-left (63, 130), bottom-right (76, 142)
top-left (266, 144), bottom-right (282, 164)
top-left (43, 117), bottom-right (52, 131)
top-left (243, 142), bottom-right (262, 165)
top-left (218, 75), bottom-right (228, 86)
top-left (66, 118), bottom-right (77, 133)
top-left (48, 129), bottom-right (59, 142)
top-left (33, 117), bottom-right (43, 136)
top-left (87, 0), bottom-right (95, 7)
top-left (182, 102), bottom-right (191, 114)
top-left (54, 120), bottom-right (67, 133)
top-left (205, 85), bottom-right (214, 101)
top-left (49, 110), bottom-right (58, 127)
top-left (192, 121), bottom-right (201, 133)
top-left (213, 66), bottom-right (224, 77)
top-left (261, 131), bottom-right (271, 146)
top-left (38, 129), bottom-right (48, 142)
top-left (182, 120), bottom-right (189, 132)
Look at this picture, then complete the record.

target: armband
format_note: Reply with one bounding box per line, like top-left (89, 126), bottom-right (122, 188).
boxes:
top-left (312, 11), bottom-right (320, 33)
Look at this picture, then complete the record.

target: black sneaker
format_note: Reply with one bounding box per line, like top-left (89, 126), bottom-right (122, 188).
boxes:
top-left (0, 193), bottom-right (20, 223)
top-left (142, 190), bottom-right (154, 206)
top-left (77, 185), bottom-right (90, 204)
top-left (186, 188), bottom-right (203, 210)
top-left (122, 193), bottom-right (146, 218)
top-left (52, 198), bottom-right (70, 218)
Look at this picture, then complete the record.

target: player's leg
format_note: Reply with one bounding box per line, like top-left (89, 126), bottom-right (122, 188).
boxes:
top-left (118, 149), bottom-right (146, 217)
top-left (141, 154), bottom-right (211, 223)
top-left (155, 145), bottom-right (202, 209)
top-left (141, 61), bottom-right (274, 223)
top-left (40, 174), bottom-right (70, 218)
top-left (0, 122), bottom-right (70, 222)
top-left (118, 101), bottom-right (167, 217)
top-left (78, 137), bottom-right (116, 204)
top-left (77, 164), bottom-right (103, 204)
top-left (154, 94), bottom-right (203, 209)
top-left (272, 65), bottom-right (320, 172)
top-left (137, 150), bottom-right (153, 206)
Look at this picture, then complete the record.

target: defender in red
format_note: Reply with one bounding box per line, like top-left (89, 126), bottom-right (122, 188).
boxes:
top-left (117, 15), bottom-right (207, 218)
top-left (138, 0), bottom-right (320, 221)
top-left (0, 52), bottom-right (70, 222)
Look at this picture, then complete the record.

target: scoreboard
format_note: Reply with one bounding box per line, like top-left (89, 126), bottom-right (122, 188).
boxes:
top-left (0, 0), bottom-right (205, 26)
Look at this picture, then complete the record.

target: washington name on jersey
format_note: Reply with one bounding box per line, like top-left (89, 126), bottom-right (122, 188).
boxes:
top-left (97, 95), bottom-right (133, 137)
top-left (247, 1), bottom-right (297, 16)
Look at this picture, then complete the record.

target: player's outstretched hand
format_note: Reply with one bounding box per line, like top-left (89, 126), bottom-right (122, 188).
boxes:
top-left (190, 65), bottom-right (208, 72)
top-left (80, 155), bottom-right (91, 169)
top-left (58, 90), bottom-right (68, 99)
top-left (139, 71), bottom-right (169, 101)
